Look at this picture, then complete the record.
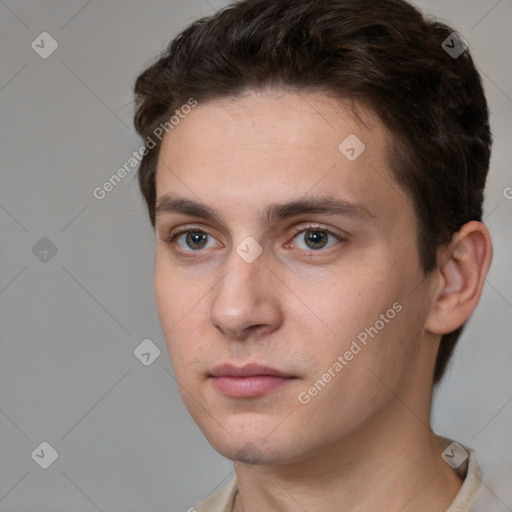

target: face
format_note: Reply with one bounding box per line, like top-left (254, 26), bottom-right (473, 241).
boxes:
top-left (153, 90), bottom-right (439, 465)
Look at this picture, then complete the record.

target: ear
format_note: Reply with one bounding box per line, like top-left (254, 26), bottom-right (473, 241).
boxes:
top-left (425, 221), bottom-right (493, 335)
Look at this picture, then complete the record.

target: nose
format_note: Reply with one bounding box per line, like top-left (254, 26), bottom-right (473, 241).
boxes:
top-left (209, 247), bottom-right (283, 340)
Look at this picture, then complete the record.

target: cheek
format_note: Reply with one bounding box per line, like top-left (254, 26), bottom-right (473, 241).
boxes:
top-left (154, 262), bottom-right (179, 334)
top-left (290, 263), bottom-right (399, 335)
top-left (289, 260), bottom-right (415, 380)
top-left (154, 257), bottom-right (206, 367)
top-left (154, 252), bottom-right (206, 326)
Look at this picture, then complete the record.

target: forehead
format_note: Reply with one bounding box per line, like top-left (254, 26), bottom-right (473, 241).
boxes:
top-left (154, 90), bottom-right (410, 224)
top-left (159, 90), bottom-right (382, 159)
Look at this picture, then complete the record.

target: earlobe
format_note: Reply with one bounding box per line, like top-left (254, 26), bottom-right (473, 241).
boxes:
top-left (425, 221), bottom-right (493, 335)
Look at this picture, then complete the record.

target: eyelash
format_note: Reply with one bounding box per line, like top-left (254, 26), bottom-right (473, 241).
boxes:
top-left (162, 224), bottom-right (345, 254)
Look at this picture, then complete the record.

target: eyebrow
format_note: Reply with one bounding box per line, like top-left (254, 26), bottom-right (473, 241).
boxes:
top-left (155, 194), bottom-right (374, 224)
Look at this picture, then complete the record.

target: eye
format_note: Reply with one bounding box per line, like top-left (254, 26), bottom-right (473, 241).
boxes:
top-left (172, 230), bottom-right (220, 252)
top-left (290, 227), bottom-right (343, 251)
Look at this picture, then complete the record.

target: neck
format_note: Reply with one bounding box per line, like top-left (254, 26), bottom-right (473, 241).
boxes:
top-left (232, 381), bottom-right (463, 512)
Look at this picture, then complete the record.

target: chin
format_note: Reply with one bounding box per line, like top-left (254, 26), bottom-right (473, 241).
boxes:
top-left (212, 439), bottom-right (296, 466)
top-left (217, 428), bottom-right (325, 469)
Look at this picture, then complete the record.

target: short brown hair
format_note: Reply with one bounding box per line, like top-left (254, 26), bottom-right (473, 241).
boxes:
top-left (133, 0), bottom-right (492, 384)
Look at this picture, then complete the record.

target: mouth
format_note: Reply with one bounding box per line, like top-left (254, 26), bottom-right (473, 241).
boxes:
top-left (209, 363), bottom-right (298, 398)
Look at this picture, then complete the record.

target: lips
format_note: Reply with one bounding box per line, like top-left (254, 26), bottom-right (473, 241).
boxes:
top-left (209, 363), bottom-right (297, 398)
top-left (210, 363), bottom-right (293, 378)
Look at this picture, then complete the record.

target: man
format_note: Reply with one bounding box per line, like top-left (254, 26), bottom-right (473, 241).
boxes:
top-left (132, 0), bottom-right (504, 510)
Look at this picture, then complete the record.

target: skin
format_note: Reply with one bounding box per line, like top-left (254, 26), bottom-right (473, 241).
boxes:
top-left (153, 89), bottom-right (492, 511)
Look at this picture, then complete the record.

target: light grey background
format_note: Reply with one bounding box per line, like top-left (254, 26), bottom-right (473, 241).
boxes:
top-left (0, 1), bottom-right (510, 511)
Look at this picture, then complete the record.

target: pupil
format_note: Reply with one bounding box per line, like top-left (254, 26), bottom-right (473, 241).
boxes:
top-left (187, 232), bottom-right (207, 249)
top-left (306, 230), bottom-right (327, 249)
